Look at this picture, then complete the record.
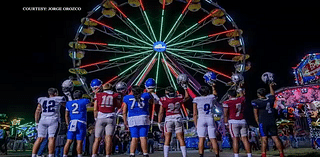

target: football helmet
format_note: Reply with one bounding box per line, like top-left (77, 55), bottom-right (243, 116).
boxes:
top-left (62, 79), bottom-right (74, 93)
top-left (115, 81), bottom-right (127, 92)
top-left (90, 79), bottom-right (102, 91)
top-left (145, 78), bottom-right (156, 89)
top-left (261, 72), bottom-right (274, 84)
top-left (177, 74), bottom-right (188, 85)
top-left (203, 71), bottom-right (217, 85)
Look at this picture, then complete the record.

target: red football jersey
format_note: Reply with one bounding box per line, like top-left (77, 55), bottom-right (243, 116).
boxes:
top-left (95, 91), bottom-right (120, 113)
top-left (160, 94), bottom-right (184, 116)
top-left (223, 96), bottom-right (246, 120)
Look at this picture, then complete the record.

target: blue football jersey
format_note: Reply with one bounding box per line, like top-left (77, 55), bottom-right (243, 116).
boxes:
top-left (123, 93), bottom-right (151, 117)
top-left (66, 98), bottom-right (90, 122)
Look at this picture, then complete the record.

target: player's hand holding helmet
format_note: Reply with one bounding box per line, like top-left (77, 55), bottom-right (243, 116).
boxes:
top-left (261, 72), bottom-right (275, 84)
top-left (203, 71), bottom-right (217, 86)
top-left (177, 74), bottom-right (188, 89)
top-left (90, 79), bottom-right (102, 93)
top-left (62, 79), bottom-right (74, 101)
top-left (115, 81), bottom-right (127, 93)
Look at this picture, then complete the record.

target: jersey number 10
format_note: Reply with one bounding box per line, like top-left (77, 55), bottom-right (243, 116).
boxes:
top-left (101, 95), bottom-right (113, 107)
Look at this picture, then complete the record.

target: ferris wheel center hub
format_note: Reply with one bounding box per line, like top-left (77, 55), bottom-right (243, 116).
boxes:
top-left (153, 41), bottom-right (167, 52)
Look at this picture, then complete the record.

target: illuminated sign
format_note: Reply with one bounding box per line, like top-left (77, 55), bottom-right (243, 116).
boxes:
top-left (153, 41), bottom-right (166, 52)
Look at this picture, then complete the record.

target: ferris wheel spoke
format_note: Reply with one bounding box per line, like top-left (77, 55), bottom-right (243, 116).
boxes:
top-left (161, 53), bottom-right (177, 90)
top-left (167, 51), bottom-right (231, 79)
top-left (155, 52), bottom-right (161, 92)
top-left (89, 18), bottom-right (152, 46)
top-left (93, 26), bottom-right (145, 46)
top-left (139, 0), bottom-right (157, 42)
top-left (169, 29), bottom-right (236, 47)
top-left (166, 9), bottom-right (220, 45)
top-left (163, 0), bottom-right (193, 42)
top-left (110, 1), bottom-right (154, 44)
top-left (178, 37), bottom-right (230, 50)
top-left (173, 53), bottom-right (236, 62)
top-left (79, 50), bottom-right (152, 69)
top-left (134, 52), bottom-right (158, 86)
top-left (167, 48), bottom-right (241, 56)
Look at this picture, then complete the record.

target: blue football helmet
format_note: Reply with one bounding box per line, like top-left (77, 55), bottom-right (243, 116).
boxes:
top-left (145, 78), bottom-right (156, 89)
top-left (203, 71), bottom-right (217, 85)
top-left (90, 79), bottom-right (102, 90)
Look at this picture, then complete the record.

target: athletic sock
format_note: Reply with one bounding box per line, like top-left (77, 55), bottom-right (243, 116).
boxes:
top-left (164, 145), bottom-right (170, 157)
top-left (234, 153), bottom-right (239, 157)
top-left (261, 153), bottom-right (267, 157)
top-left (77, 155), bottom-right (82, 157)
top-left (280, 152), bottom-right (284, 157)
top-left (63, 155), bottom-right (68, 157)
top-left (180, 146), bottom-right (187, 157)
top-left (247, 153), bottom-right (252, 157)
top-left (92, 154), bottom-right (97, 157)
top-left (48, 154), bottom-right (54, 157)
top-left (32, 154), bottom-right (37, 157)
top-left (106, 155), bottom-right (110, 157)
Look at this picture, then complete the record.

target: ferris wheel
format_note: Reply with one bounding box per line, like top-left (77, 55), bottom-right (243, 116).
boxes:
top-left (68, 0), bottom-right (249, 99)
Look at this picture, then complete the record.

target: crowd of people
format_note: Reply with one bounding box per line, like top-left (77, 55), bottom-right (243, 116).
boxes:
top-left (31, 73), bottom-right (285, 157)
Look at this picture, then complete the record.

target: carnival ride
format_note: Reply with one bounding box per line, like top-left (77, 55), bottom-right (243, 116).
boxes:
top-left (68, 0), bottom-right (248, 101)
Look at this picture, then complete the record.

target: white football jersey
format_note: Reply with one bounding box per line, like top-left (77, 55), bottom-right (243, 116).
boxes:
top-left (193, 94), bottom-right (216, 117)
top-left (38, 96), bottom-right (66, 119)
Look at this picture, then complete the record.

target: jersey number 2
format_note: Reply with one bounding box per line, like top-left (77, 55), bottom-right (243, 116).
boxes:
top-left (71, 103), bottom-right (79, 114)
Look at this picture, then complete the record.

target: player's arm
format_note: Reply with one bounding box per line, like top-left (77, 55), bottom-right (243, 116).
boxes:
top-left (93, 100), bottom-right (98, 119)
top-left (223, 107), bottom-right (229, 124)
top-left (211, 83), bottom-right (217, 96)
top-left (158, 105), bottom-right (164, 123)
top-left (193, 103), bottom-right (198, 127)
top-left (65, 109), bottom-right (70, 126)
top-left (269, 82), bottom-right (276, 96)
top-left (34, 104), bottom-right (42, 123)
top-left (253, 108), bottom-right (259, 125)
top-left (183, 88), bottom-right (190, 102)
top-left (122, 102), bottom-right (128, 127)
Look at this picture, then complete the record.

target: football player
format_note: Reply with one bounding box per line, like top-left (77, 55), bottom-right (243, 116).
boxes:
top-left (158, 86), bottom-right (189, 157)
top-left (252, 83), bottom-right (284, 157)
top-left (92, 83), bottom-right (122, 157)
top-left (223, 87), bottom-right (251, 157)
top-left (32, 88), bottom-right (66, 157)
top-left (122, 85), bottom-right (153, 157)
top-left (193, 84), bottom-right (220, 157)
top-left (63, 90), bottom-right (90, 157)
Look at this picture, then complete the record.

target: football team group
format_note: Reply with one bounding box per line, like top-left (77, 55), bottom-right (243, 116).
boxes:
top-left (31, 73), bottom-right (284, 157)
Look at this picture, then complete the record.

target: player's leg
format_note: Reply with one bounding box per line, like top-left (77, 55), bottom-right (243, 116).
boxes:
top-left (129, 126), bottom-right (139, 157)
top-left (32, 137), bottom-right (45, 156)
top-left (259, 123), bottom-right (268, 157)
top-left (175, 121), bottom-right (186, 157)
top-left (164, 121), bottom-right (173, 157)
top-left (63, 139), bottom-right (73, 156)
top-left (105, 117), bottom-right (116, 156)
top-left (47, 120), bottom-right (59, 157)
top-left (240, 124), bottom-right (251, 157)
top-left (32, 120), bottom-right (47, 156)
top-left (269, 123), bottom-right (284, 157)
top-left (139, 125), bottom-right (149, 156)
top-left (197, 118), bottom-right (207, 156)
top-left (207, 118), bottom-right (219, 157)
top-left (229, 123), bottom-right (240, 157)
top-left (75, 122), bottom-right (87, 157)
top-left (92, 119), bottom-right (104, 157)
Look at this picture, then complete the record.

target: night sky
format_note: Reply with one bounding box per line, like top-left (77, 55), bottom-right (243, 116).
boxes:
top-left (4, 0), bottom-right (319, 123)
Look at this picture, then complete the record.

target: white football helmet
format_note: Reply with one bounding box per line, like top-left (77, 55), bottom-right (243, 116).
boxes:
top-left (177, 74), bottom-right (188, 85)
top-left (62, 79), bottom-right (74, 93)
top-left (231, 73), bottom-right (244, 84)
top-left (261, 72), bottom-right (274, 84)
top-left (115, 82), bottom-right (127, 92)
